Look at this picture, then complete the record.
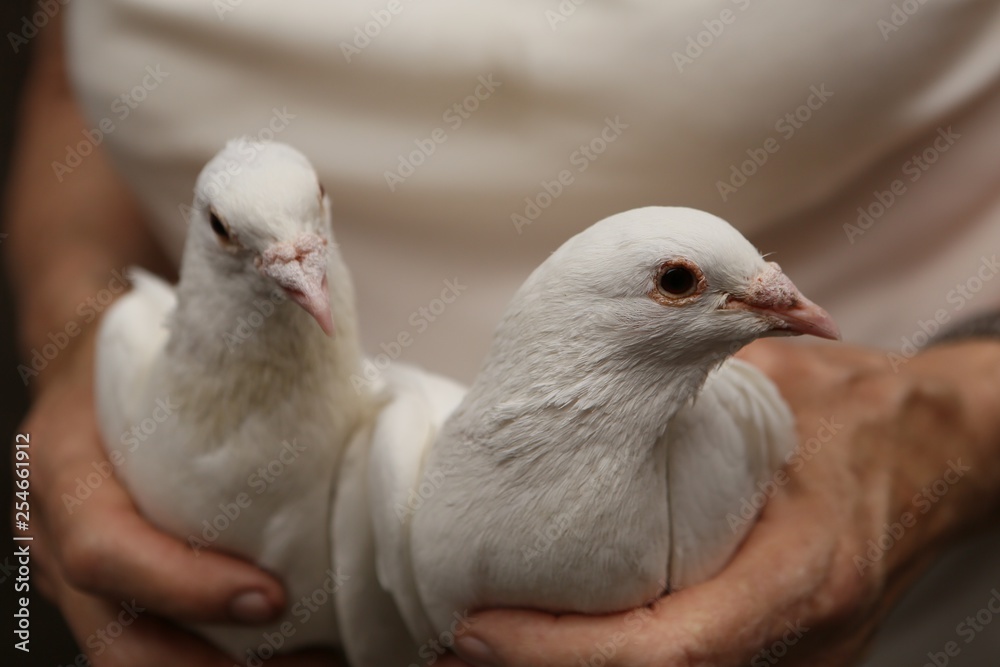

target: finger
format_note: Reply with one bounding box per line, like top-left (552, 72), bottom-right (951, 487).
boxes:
top-left (18, 526), bottom-right (60, 603)
top-left (36, 407), bottom-right (285, 624)
top-left (455, 606), bottom-right (678, 667)
top-left (632, 492), bottom-right (863, 665)
top-left (57, 580), bottom-right (235, 667)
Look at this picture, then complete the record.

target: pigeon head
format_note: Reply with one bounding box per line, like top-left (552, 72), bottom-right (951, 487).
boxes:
top-left (515, 207), bottom-right (838, 366)
top-left (192, 139), bottom-right (335, 335)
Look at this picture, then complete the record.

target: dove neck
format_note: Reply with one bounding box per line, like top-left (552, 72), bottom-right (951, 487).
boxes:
top-left (454, 339), bottom-right (723, 468)
top-left (427, 348), bottom-right (717, 569)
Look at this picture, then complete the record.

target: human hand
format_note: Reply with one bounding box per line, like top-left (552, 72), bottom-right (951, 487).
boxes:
top-left (437, 338), bottom-right (1000, 667)
top-left (21, 330), bottom-right (342, 666)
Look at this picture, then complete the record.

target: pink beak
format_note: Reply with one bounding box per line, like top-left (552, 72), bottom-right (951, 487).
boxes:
top-left (257, 234), bottom-right (334, 336)
top-left (723, 262), bottom-right (840, 341)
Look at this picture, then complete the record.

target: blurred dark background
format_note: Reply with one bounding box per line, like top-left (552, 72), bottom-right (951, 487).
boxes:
top-left (1, 1), bottom-right (83, 665)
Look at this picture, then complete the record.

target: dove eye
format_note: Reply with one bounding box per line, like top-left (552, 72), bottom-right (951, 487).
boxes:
top-left (653, 261), bottom-right (704, 303)
top-left (659, 268), bottom-right (695, 295)
top-left (209, 211), bottom-right (230, 240)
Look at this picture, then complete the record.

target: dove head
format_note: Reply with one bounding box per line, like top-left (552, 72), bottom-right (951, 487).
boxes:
top-left (513, 207), bottom-right (839, 368)
top-left (191, 139), bottom-right (336, 336)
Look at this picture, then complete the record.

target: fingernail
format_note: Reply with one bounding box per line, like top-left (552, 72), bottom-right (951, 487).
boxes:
top-left (229, 590), bottom-right (278, 624)
top-left (455, 637), bottom-right (499, 667)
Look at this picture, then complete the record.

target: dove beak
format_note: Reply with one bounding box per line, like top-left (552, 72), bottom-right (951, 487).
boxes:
top-left (723, 263), bottom-right (841, 341)
top-left (257, 234), bottom-right (335, 337)
top-left (282, 274), bottom-right (334, 337)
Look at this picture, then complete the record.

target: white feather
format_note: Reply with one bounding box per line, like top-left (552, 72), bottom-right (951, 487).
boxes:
top-left (96, 139), bottom-right (372, 657)
top-left (335, 207), bottom-right (814, 664)
top-left (666, 357), bottom-right (794, 588)
top-left (333, 364), bottom-right (465, 667)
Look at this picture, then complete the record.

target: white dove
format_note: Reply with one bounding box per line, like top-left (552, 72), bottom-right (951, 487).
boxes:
top-left (96, 139), bottom-right (369, 658)
top-left (334, 206), bottom-right (839, 666)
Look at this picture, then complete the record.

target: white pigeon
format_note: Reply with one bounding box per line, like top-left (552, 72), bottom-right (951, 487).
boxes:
top-left (334, 206), bottom-right (839, 666)
top-left (96, 139), bottom-right (370, 658)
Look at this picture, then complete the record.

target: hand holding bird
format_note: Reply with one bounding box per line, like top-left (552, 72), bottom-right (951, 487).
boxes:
top-left (437, 338), bottom-right (1000, 667)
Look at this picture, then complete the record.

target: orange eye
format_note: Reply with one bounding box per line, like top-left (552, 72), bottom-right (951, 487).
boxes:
top-left (651, 260), bottom-right (705, 305)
